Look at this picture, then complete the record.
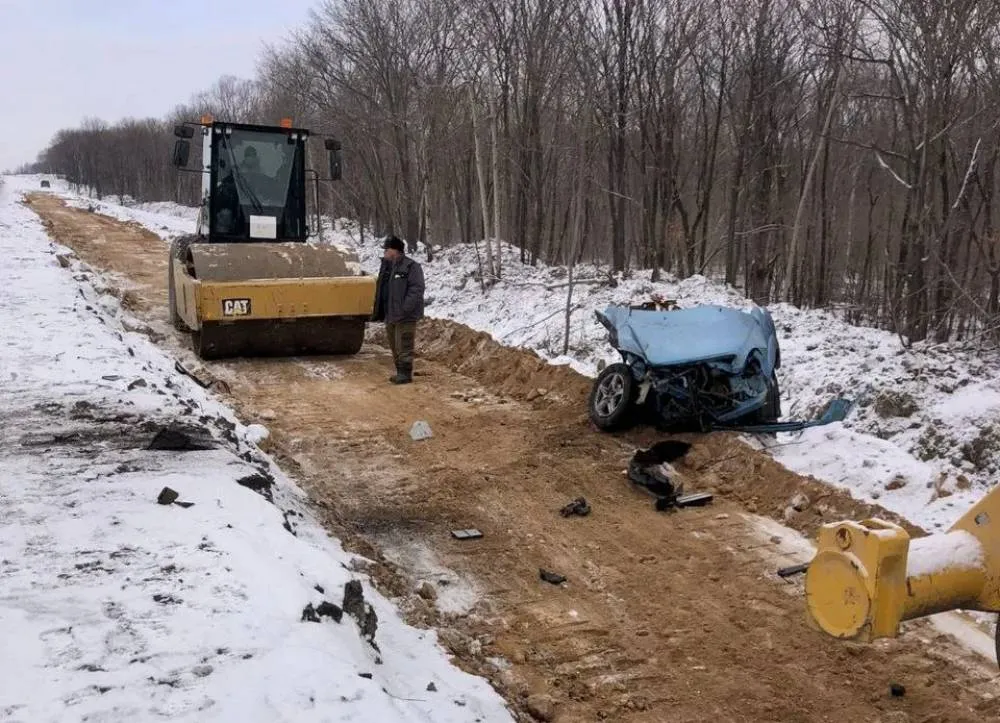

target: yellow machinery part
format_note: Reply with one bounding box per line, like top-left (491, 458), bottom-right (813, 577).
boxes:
top-left (804, 485), bottom-right (1000, 644)
top-left (170, 241), bottom-right (377, 359)
top-left (198, 275), bottom-right (373, 322)
top-left (172, 259), bottom-right (375, 326)
top-left (193, 317), bottom-right (368, 359)
top-left (187, 242), bottom-right (362, 282)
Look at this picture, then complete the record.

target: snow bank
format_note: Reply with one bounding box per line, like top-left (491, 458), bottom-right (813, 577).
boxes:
top-left (0, 177), bottom-right (511, 721)
top-left (34, 179), bottom-right (1000, 534)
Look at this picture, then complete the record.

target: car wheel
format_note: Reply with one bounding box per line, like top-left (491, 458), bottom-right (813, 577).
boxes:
top-left (589, 363), bottom-right (637, 431)
top-left (746, 371), bottom-right (782, 431)
top-left (764, 371), bottom-right (782, 422)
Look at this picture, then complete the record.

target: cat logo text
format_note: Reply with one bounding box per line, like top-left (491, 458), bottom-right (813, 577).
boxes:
top-left (221, 298), bottom-right (251, 316)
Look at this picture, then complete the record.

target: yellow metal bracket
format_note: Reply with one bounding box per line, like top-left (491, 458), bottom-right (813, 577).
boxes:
top-left (805, 485), bottom-right (1000, 646)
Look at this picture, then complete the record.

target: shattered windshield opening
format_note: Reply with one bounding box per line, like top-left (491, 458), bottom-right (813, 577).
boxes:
top-left (211, 128), bottom-right (303, 239)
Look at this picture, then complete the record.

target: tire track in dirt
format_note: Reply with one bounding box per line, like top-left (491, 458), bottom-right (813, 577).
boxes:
top-left (26, 192), bottom-right (1000, 723)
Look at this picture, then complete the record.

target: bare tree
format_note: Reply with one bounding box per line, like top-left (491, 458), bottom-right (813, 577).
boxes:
top-left (30, 0), bottom-right (1000, 345)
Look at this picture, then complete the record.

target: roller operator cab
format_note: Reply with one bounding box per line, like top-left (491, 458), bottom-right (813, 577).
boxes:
top-left (172, 117), bottom-right (342, 243)
top-left (168, 117), bottom-right (374, 360)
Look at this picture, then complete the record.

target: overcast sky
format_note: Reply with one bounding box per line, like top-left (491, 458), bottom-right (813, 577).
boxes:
top-left (0, 0), bottom-right (318, 170)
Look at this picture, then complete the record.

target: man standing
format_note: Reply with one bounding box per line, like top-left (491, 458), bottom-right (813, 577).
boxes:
top-left (372, 236), bottom-right (425, 384)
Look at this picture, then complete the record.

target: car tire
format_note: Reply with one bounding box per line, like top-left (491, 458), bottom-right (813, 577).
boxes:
top-left (589, 363), bottom-right (637, 431)
top-left (760, 371), bottom-right (782, 423)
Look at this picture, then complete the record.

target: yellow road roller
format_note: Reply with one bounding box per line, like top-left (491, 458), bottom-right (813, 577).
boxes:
top-left (168, 116), bottom-right (374, 359)
top-left (804, 485), bottom-right (1000, 663)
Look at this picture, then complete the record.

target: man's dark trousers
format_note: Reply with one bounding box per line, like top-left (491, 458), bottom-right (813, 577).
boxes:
top-left (386, 321), bottom-right (416, 383)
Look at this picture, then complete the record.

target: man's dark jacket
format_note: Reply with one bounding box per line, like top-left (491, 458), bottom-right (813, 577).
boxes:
top-left (372, 255), bottom-right (425, 323)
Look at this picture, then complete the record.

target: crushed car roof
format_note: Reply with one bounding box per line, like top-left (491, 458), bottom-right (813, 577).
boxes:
top-left (598, 304), bottom-right (773, 369)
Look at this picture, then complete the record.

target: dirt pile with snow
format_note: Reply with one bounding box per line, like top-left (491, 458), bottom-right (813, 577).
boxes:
top-left (413, 318), bottom-right (925, 540)
top-left (387, 318), bottom-right (593, 407)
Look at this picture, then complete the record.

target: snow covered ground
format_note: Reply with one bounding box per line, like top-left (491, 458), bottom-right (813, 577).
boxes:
top-left (0, 176), bottom-right (512, 721)
top-left (22, 175), bottom-right (1000, 535)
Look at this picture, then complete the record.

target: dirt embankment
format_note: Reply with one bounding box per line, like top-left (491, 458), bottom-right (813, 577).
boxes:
top-left (414, 317), bottom-right (926, 537)
top-left (26, 192), bottom-right (1000, 723)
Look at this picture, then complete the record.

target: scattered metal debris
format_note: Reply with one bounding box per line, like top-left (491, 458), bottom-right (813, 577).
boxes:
top-left (628, 442), bottom-right (689, 497)
top-left (675, 492), bottom-right (713, 508)
top-left (654, 492), bottom-right (714, 511)
top-left (634, 440), bottom-right (692, 465)
top-left (174, 360), bottom-right (231, 393)
top-left (560, 497), bottom-right (591, 517)
top-left (156, 487), bottom-right (195, 508)
top-left (627, 442), bottom-right (713, 511)
top-left (653, 497), bottom-right (674, 512)
top-left (156, 487), bottom-right (179, 505)
top-left (630, 444), bottom-right (681, 503)
top-left (451, 528), bottom-right (482, 540)
top-left (777, 563), bottom-right (809, 578)
top-left (539, 569), bottom-right (566, 585)
top-left (409, 420), bottom-right (433, 441)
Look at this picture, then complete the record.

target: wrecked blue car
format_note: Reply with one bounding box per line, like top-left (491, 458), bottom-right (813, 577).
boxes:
top-left (590, 303), bottom-right (852, 434)
top-left (589, 304), bottom-right (782, 431)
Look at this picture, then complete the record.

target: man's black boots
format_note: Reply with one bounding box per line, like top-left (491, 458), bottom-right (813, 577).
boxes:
top-left (390, 363), bottom-right (413, 384)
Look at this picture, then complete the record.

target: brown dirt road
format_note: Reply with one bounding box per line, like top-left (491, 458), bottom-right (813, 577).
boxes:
top-left (26, 193), bottom-right (1000, 723)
